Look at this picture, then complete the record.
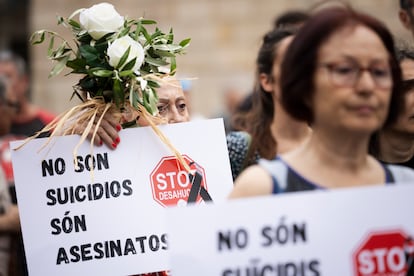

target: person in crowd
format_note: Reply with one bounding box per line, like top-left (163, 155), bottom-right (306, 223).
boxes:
top-left (156, 78), bottom-right (190, 124)
top-left (231, 93), bottom-right (253, 131)
top-left (399, 0), bottom-right (414, 37)
top-left (0, 76), bottom-right (21, 276)
top-left (85, 76), bottom-right (190, 149)
top-left (273, 9), bottom-right (309, 29)
top-left (369, 43), bottom-right (414, 167)
top-left (0, 50), bottom-right (55, 137)
top-left (229, 7), bottom-right (414, 199)
top-left (231, 9), bottom-right (310, 132)
top-left (222, 86), bottom-right (245, 134)
top-left (0, 49), bottom-right (56, 276)
top-left (227, 27), bottom-right (311, 181)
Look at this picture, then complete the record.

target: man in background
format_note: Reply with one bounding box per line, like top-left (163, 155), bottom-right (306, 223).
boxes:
top-left (0, 50), bottom-right (55, 137)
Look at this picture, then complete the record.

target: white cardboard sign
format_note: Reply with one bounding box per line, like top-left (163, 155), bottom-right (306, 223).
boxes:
top-left (166, 183), bottom-right (414, 275)
top-left (10, 118), bottom-right (233, 276)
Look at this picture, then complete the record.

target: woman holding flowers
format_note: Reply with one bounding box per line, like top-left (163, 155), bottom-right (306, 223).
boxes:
top-left (28, 3), bottom-right (190, 276)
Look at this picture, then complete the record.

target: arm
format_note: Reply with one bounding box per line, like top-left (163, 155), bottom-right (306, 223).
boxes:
top-left (228, 164), bottom-right (273, 199)
top-left (0, 204), bottom-right (20, 232)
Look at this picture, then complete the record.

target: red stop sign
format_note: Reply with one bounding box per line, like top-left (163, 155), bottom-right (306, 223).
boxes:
top-left (353, 229), bottom-right (413, 276)
top-left (150, 155), bottom-right (207, 207)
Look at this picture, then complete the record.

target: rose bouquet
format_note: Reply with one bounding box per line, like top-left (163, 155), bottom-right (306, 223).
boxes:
top-left (24, 2), bottom-right (191, 170)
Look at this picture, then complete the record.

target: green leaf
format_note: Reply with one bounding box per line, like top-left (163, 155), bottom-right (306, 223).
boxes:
top-left (152, 50), bottom-right (175, 57)
top-left (167, 28), bottom-right (174, 43)
top-left (117, 46), bottom-right (131, 69)
top-left (149, 64), bottom-right (159, 73)
top-left (179, 38), bottom-right (191, 48)
top-left (170, 57), bottom-right (177, 74)
top-left (79, 76), bottom-right (97, 92)
top-left (122, 57), bottom-right (137, 71)
top-left (140, 26), bottom-right (152, 44)
top-left (48, 55), bottom-right (70, 78)
top-left (112, 78), bottom-right (124, 107)
top-left (119, 69), bottom-right (134, 77)
top-left (148, 87), bottom-right (159, 106)
top-left (152, 44), bottom-right (182, 52)
top-left (66, 58), bottom-right (86, 70)
top-left (130, 88), bottom-right (141, 109)
top-left (76, 32), bottom-right (92, 44)
top-left (142, 87), bottom-right (158, 115)
top-left (141, 19), bottom-right (157, 25)
top-left (147, 80), bottom-right (160, 88)
top-left (30, 30), bottom-right (46, 45)
top-left (68, 19), bottom-right (81, 29)
top-left (151, 28), bottom-right (163, 40)
top-left (145, 56), bottom-right (169, 66)
top-left (91, 69), bottom-right (113, 77)
top-left (133, 21), bottom-right (142, 40)
top-left (50, 44), bottom-right (70, 59)
top-left (69, 68), bottom-right (88, 74)
top-left (118, 26), bottom-right (131, 38)
top-left (47, 36), bottom-right (55, 57)
top-left (79, 45), bottom-right (99, 63)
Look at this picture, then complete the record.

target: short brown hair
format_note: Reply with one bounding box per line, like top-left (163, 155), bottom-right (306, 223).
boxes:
top-left (280, 7), bottom-right (402, 127)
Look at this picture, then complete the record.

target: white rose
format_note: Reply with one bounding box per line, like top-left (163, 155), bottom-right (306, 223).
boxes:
top-left (79, 2), bottom-right (124, 40)
top-left (107, 35), bottom-right (145, 72)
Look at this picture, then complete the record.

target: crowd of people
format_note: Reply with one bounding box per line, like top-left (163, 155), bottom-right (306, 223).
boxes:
top-left (1, 0), bottom-right (414, 275)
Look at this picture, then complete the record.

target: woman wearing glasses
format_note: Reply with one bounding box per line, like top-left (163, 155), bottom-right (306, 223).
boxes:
top-left (229, 6), bottom-right (414, 198)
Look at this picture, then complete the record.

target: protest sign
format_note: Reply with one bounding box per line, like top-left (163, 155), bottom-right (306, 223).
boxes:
top-left (166, 184), bottom-right (414, 275)
top-left (10, 118), bottom-right (233, 276)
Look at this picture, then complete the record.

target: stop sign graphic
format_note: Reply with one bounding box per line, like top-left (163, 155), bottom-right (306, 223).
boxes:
top-left (150, 155), bottom-right (208, 207)
top-left (353, 229), bottom-right (413, 276)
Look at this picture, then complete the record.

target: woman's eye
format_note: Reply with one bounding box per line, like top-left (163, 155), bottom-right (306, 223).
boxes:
top-left (371, 68), bottom-right (390, 78)
top-left (177, 103), bottom-right (187, 111)
top-left (334, 65), bottom-right (354, 75)
top-left (157, 105), bottom-right (168, 114)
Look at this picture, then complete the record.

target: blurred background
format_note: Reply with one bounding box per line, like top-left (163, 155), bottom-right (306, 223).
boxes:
top-left (0, 0), bottom-right (411, 119)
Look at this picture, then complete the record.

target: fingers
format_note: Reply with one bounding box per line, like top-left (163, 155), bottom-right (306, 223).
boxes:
top-left (95, 117), bottom-right (122, 149)
top-left (75, 115), bottom-right (122, 149)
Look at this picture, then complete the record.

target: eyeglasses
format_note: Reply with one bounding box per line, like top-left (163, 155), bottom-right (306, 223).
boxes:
top-left (319, 61), bottom-right (392, 89)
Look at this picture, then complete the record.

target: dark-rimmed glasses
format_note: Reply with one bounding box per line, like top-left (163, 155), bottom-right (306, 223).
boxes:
top-left (319, 61), bottom-right (392, 89)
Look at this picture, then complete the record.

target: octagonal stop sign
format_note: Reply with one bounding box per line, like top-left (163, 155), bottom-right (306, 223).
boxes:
top-left (353, 229), bottom-right (414, 276)
top-left (150, 155), bottom-right (208, 207)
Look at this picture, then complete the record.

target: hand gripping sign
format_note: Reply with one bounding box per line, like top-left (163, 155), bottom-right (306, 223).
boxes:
top-left (150, 154), bottom-right (211, 207)
top-left (353, 229), bottom-right (414, 276)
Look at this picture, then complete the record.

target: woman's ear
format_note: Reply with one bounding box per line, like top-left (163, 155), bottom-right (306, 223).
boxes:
top-left (259, 73), bottom-right (273, 93)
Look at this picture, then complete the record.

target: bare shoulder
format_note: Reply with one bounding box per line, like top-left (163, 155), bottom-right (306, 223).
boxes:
top-left (228, 164), bottom-right (273, 199)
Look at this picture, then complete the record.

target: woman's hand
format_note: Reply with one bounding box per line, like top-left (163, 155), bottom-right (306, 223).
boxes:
top-left (74, 111), bottom-right (122, 149)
